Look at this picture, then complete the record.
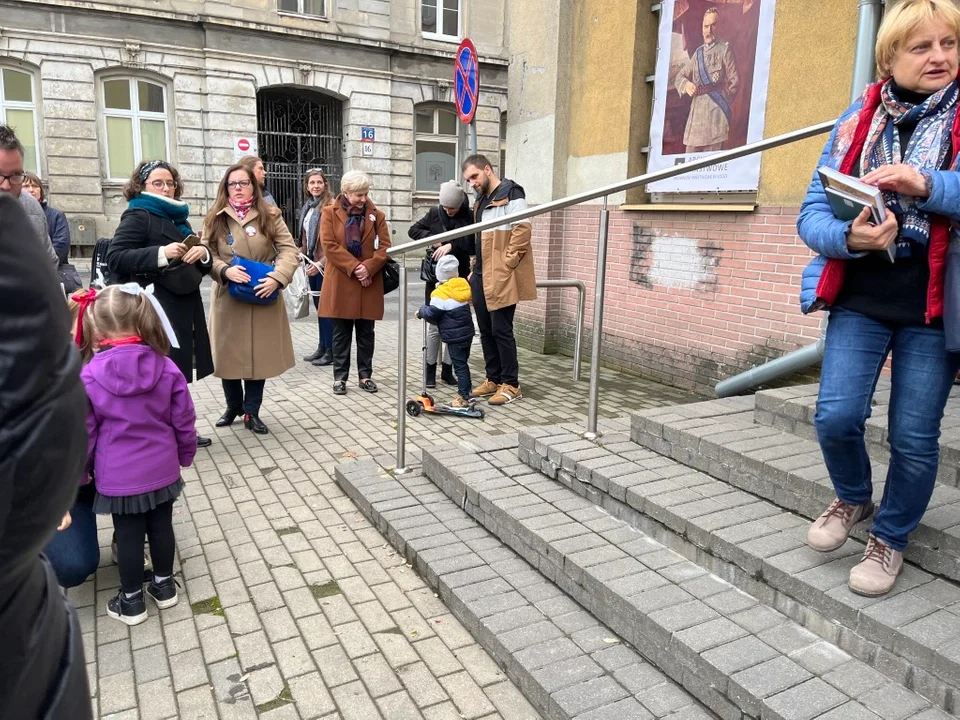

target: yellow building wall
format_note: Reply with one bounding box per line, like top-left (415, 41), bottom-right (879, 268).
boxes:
top-left (759, 0), bottom-right (859, 206)
top-left (566, 0), bottom-right (642, 159)
top-left (564, 0), bottom-right (862, 206)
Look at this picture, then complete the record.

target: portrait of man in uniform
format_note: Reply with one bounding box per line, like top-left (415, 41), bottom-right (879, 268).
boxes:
top-left (658, 0), bottom-right (764, 158)
top-left (674, 7), bottom-right (741, 153)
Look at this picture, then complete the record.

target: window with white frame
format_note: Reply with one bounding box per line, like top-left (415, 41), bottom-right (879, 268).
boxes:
top-left (102, 77), bottom-right (170, 180)
top-left (415, 104), bottom-right (458, 194)
top-left (422, 0), bottom-right (460, 41)
top-left (278, 0), bottom-right (325, 17)
top-left (0, 67), bottom-right (40, 173)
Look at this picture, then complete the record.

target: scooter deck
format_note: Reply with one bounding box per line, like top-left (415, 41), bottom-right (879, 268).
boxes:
top-left (424, 406), bottom-right (485, 419)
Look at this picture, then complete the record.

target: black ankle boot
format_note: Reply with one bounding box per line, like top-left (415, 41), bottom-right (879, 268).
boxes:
top-left (425, 363), bottom-right (437, 389)
top-left (441, 363), bottom-right (456, 385)
top-left (303, 343), bottom-right (323, 362)
top-left (312, 349), bottom-right (333, 367)
top-left (244, 414), bottom-right (269, 434)
top-left (215, 408), bottom-right (243, 427)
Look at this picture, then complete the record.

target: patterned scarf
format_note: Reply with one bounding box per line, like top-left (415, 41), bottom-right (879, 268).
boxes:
top-left (229, 197), bottom-right (254, 221)
top-left (340, 195), bottom-right (366, 258)
top-left (127, 193), bottom-right (192, 238)
top-left (301, 196), bottom-right (324, 257)
top-left (861, 79), bottom-right (958, 253)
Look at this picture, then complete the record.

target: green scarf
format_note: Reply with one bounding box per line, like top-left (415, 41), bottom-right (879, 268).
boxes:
top-left (128, 193), bottom-right (193, 238)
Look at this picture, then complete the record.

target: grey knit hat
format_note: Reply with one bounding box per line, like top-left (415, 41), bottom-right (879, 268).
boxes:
top-left (438, 180), bottom-right (465, 209)
top-left (435, 255), bottom-right (460, 283)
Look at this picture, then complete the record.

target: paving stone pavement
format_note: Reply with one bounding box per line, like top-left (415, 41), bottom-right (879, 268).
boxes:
top-left (74, 281), bottom-right (697, 719)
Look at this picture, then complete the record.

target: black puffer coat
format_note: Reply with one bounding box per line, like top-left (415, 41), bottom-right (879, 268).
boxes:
top-left (0, 193), bottom-right (92, 720)
top-left (408, 199), bottom-right (475, 301)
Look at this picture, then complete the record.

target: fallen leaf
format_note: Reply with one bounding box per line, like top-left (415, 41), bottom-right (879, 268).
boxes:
top-left (342, 450), bottom-right (358, 458)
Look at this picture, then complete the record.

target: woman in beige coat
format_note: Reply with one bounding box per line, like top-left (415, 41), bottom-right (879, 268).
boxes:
top-left (202, 163), bottom-right (299, 435)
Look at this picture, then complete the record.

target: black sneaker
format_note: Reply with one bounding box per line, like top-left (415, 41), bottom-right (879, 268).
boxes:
top-left (146, 576), bottom-right (180, 609)
top-left (333, 381), bottom-right (347, 395)
top-left (106, 590), bottom-right (148, 626)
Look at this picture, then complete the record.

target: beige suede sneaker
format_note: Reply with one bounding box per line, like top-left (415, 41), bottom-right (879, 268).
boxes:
top-left (806, 498), bottom-right (874, 552)
top-left (489, 384), bottom-right (522, 405)
top-left (472, 379), bottom-right (499, 397)
top-left (849, 535), bottom-right (903, 597)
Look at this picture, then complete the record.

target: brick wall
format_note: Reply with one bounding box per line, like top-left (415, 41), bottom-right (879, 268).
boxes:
top-left (517, 205), bottom-right (823, 395)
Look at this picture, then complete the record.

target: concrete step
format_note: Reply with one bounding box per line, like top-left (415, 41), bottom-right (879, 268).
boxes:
top-left (629, 397), bottom-right (960, 583)
top-left (517, 424), bottom-right (960, 714)
top-left (419, 439), bottom-right (951, 720)
top-left (334, 450), bottom-right (717, 720)
top-left (753, 382), bottom-right (960, 489)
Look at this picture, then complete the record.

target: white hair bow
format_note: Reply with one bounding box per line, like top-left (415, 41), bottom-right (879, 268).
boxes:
top-left (116, 283), bottom-right (181, 349)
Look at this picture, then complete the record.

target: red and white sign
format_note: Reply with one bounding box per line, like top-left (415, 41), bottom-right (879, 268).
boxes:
top-left (233, 136), bottom-right (258, 162)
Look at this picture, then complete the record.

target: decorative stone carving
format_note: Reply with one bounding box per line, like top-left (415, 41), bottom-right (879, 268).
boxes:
top-left (123, 40), bottom-right (142, 68)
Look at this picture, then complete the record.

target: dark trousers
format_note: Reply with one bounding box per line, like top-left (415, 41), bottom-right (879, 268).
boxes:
top-left (332, 319), bottom-right (375, 382)
top-left (447, 340), bottom-right (473, 401)
top-left (222, 379), bottom-right (266, 415)
top-left (112, 501), bottom-right (175, 593)
top-left (470, 273), bottom-right (519, 387)
top-left (310, 273), bottom-right (334, 350)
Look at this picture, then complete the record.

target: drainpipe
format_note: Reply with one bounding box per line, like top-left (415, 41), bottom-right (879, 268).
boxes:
top-left (715, 0), bottom-right (884, 398)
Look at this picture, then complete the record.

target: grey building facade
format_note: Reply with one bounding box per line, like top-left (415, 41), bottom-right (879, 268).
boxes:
top-left (1, 0), bottom-right (508, 243)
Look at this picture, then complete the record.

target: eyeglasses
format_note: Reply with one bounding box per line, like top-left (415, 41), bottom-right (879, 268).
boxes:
top-left (0, 172), bottom-right (26, 186)
top-left (227, 180), bottom-right (252, 190)
top-left (149, 179), bottom-right (178, 190)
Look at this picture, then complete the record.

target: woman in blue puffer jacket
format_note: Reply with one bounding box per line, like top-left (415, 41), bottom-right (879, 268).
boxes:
top-left (797, 0), bottom-right (960, 598)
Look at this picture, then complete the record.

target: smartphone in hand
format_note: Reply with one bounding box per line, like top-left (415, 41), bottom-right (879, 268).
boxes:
top-left (183, 234), bottom-right (201, 249)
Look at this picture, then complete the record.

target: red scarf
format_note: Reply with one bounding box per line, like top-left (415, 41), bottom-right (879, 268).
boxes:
top-left (98, 336), bottom-right (143, 349)
top-left (229, 197), bottom-right (254, 220)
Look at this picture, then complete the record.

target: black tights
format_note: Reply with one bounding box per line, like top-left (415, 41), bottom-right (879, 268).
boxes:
top-left (112, 501), bottom-right (175, 593)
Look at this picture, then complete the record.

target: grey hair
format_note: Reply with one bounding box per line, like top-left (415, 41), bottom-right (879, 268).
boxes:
top-left (340, 170), bottom-right (371, 195)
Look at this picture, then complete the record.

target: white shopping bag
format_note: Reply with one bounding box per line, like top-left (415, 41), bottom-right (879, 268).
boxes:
top-left (284, 262), bottom-right (311, 321)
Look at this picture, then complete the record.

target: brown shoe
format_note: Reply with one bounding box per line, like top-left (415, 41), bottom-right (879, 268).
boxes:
top-left (449, 395), bottom-right (473, 409)
top-left (806, 498), bottom-right (874, 552)
top-left (489, 384), bottom-right (522, 405)
top-left (849, 535), bottom-right (903, 597)
top-left (472, 379), bottom-right (499, 397)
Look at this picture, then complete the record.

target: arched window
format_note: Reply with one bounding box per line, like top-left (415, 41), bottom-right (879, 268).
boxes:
top-left (0, 67), bottom-right (39, 173)
top-left (415, 104), bottom-right (458, 194)
top-left (101, 76), bottom-right (170, 180)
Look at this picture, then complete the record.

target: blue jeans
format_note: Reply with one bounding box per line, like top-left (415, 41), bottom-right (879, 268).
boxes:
top-left (44, 487), bottom-right (99, 588)
top-left (815, 308), bottom-right (960, 550)
top-left (310, 272), bottom-right (334, 349)
top-left (447, 340), bottom-right (473, 401)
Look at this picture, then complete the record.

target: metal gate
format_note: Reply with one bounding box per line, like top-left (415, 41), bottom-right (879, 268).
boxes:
top-left (256, 88), bottom-right (343, 233)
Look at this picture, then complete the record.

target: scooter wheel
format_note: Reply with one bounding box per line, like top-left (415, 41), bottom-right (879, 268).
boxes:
top-left (405, 400), bottom-right (422, 417)
top-left (475, 408), bottom-right (485, 419)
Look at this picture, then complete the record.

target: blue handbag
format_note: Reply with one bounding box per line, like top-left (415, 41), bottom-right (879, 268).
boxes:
top-left (227, 231), bottom-right (280, 305)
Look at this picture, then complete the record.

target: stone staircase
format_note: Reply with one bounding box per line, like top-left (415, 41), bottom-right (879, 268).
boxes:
top-left (335, 383), bottom-right (960, 719)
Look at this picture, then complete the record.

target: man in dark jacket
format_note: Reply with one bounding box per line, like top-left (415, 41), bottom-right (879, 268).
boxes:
top-left (408, 180), bottom-right (475, 387)
top-left (0, 193), bottom-right (92, 720)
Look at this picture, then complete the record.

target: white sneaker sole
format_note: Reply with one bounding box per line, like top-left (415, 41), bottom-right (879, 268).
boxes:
top-left (489, 394), bottom-right (522, 405)
top-left (106, 605), bottom-right (148, 626)
top-left (147, 590), bottom-right (179, 610)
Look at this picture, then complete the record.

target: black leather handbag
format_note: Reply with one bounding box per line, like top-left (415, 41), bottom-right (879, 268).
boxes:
top-left (382, 259), bottom-right (400, 295)
top-left (419, 247), bottom-right (437, 285)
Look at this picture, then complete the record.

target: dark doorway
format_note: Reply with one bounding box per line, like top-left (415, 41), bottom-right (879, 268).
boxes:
top-left (256, 87), bottom-right (343, 233)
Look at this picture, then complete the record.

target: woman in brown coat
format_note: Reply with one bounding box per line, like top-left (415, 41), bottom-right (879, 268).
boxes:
top-left (318, 170), bottom-right (391, 396)
top-left (202, 163), bottom-right (299, 434)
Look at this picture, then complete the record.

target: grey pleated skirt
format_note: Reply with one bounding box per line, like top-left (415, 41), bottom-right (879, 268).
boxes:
top-left (93, 478), bottom-right (184, 515)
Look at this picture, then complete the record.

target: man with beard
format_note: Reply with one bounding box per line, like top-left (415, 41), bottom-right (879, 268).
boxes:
top-left (461, 155), bottom-right (536, 406)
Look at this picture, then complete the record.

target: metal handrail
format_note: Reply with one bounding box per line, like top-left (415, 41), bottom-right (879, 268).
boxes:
top-left (391, 118), bottom-right (837, 472)
top-left (536, 279), bottom-right (586, 381)
top-left (387, 120), bottom-right (836, 259)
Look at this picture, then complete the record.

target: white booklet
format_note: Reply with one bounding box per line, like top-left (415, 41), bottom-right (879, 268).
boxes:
top-left (818, 166), bottom-right (894, 263)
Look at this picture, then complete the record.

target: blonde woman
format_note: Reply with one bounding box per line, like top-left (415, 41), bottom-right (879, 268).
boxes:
top-left (202, 163), bottom-right (299, 434)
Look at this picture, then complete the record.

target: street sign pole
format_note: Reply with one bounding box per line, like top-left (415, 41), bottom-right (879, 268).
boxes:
top-left (469, 120), bottom-right (477, 157)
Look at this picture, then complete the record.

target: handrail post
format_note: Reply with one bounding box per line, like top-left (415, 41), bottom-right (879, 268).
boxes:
top-left (574, 282), bottom-right (585, 382)
top-left (395, 258), bottom-right (410, 474)
top-left (585, 197), bottom-right (610, 439)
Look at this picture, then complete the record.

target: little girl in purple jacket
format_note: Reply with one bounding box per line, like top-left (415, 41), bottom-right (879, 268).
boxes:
top-left (80, 284), bottom-right (197, 626)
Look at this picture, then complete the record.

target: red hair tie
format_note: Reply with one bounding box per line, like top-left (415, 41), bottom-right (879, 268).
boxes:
top-left (70, 287), bottom-right (97, 348)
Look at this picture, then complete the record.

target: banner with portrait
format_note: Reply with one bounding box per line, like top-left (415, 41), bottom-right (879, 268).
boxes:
top-left (646, 0), bottom-right (777, 193)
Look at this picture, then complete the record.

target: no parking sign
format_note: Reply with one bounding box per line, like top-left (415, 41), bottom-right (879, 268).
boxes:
top-left (454, 39), bottom-right (480, 124)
